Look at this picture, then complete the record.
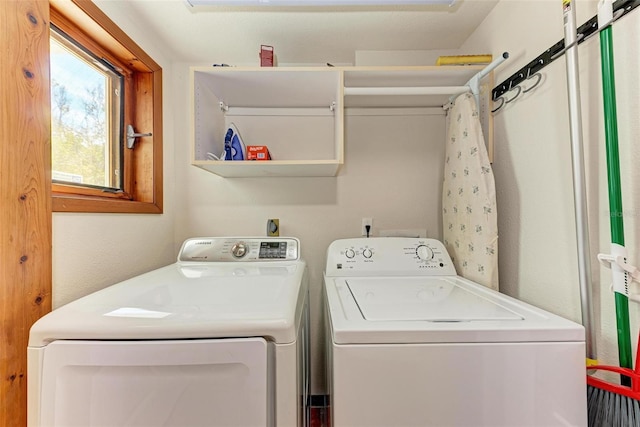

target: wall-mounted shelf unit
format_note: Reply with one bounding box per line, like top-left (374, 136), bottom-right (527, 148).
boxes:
top-left (191, 67), bottom-right (343, 177)
top-left (190, 64), bottom-right (494, 178)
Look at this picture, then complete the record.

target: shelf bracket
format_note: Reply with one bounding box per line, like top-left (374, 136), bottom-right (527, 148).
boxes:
top-left (219, 101), bottom-right (229, 112)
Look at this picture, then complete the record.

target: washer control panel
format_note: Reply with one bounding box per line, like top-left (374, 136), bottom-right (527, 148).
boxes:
top-left (325, 237), bottom-right (456, 277)
top-left (179, 237), bottom-right (300, 262)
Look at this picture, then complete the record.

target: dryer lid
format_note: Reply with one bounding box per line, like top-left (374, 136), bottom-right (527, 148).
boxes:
top-left (347, 277), bottom-right (522, 322)
top-left (29, 261), bottom-right (307, 346)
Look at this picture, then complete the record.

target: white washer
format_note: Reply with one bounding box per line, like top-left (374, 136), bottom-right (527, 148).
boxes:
top-left (324, 237), bottom-right (587, 427)
top-left (29, 237), bottom-right (309, 427)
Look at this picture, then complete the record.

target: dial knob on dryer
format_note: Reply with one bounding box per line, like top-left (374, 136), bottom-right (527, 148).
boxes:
top-left (362, 248), bottom-right (373, 259)
top-left (416, 245), bottom-right (434, 261)
top-left (345, 249), bottom-right (356, 259)
top-left (231, 242), bottom-right (248, 258)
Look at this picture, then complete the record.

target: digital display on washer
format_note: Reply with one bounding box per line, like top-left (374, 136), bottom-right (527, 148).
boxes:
top-left (259, 241), bottom-right (288, 259)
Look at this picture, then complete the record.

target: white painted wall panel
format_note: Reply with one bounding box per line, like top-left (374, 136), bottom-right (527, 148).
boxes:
top-left (461, 0), bottom-right (640, 369)
top-left (52, 1), bottom-right (177, 309)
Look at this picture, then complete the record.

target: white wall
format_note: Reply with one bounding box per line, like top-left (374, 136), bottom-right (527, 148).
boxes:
top-left (52, 1), bottom-right (177, 308)
top-left (462, 0), bottom-right (640, 369)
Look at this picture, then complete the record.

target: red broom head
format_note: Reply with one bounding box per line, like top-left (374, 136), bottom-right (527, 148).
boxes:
top-left (587, 365), bottom-right (640, 400)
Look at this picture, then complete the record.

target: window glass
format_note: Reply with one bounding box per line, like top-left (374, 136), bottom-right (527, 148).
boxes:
top-left (50, 26), bottom-right (123, 190)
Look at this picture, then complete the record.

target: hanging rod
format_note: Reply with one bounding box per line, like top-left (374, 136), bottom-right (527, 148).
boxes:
top-left (492, 0), bottom-right (639, 101)
top-left (343, 86), bottom-right (469, 96)
top-left (344, 52), bottom-right (508, 101)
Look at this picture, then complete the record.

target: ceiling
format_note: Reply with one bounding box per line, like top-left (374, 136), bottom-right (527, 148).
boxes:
top-left (109, 0), bottom-right (499, 65)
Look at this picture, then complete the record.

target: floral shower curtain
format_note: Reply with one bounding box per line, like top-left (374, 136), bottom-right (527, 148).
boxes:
top-left (442, 92), bottom-right (499, 291)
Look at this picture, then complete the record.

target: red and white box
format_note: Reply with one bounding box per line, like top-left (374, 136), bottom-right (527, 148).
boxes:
top-left (246, 145), bottom-right (271, 161)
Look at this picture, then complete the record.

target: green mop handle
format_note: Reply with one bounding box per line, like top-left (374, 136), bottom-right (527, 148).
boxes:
top-left (599, 0), bottom-right (633, 377)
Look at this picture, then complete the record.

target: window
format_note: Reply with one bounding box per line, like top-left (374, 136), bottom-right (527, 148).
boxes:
top-left (50, 26), bottom-right (124, 190)
top-left (50, 0), bottom-right (163, 213)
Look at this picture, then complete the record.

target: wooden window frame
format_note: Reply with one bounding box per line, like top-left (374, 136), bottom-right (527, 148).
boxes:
top-left (50, 0), bottom-right (162, 214)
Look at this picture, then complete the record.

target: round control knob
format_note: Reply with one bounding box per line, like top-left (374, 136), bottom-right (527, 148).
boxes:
top-left (345, 249), bottom-right (356, 259)
top-left (416, 245), bottom-right (434, 261)
top-left (231, 242), bottom-right (248, 258)
top-left (362, 248), bottom-right (373, 259)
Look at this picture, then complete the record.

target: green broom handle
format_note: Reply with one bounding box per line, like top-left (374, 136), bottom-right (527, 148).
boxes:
top-left (600, 23), bottom-right (633, 374)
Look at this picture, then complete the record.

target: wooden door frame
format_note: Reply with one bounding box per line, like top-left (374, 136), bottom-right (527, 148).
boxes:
top-left (1, 1), bottom-right (53, 425)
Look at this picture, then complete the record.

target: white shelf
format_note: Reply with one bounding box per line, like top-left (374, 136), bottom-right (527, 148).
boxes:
top-left (193, 160), bottom-right (342, 178)
top-left (197, 67), bottom-right (340, 108)
top-left (190, 65), bottom-right (492, 178)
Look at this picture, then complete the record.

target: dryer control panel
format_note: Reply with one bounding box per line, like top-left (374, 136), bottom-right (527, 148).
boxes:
top-left (325, 237), bottom-right (456, 277)
top-left (178, 237), bottom-right (300, 262)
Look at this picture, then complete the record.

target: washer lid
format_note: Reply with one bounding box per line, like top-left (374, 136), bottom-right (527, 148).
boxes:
top-left (347, 278), bottom-right (522, 322)
top-left (325, 275), bottom-right (585, 344)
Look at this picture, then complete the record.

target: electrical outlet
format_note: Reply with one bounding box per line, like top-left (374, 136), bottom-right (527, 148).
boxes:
top-left (361, 218), bottom-right (373, 237)
top-left (267, 219), bottom-right (279, 236)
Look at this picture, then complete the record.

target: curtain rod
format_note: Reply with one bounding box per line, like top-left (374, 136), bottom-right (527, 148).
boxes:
top-left (492, 0), bottom-right (639, 101)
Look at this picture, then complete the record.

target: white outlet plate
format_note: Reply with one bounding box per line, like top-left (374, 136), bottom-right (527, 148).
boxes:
top-left (379, 229), bottom-right (427, 238)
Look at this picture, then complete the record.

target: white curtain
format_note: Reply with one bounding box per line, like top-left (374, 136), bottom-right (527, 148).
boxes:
top-left (442, 92), bottom-right (499, 290)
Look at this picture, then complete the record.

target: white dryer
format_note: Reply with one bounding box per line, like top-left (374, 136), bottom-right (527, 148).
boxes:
top-left (29, 237), bottom-right (309, 427)
top-left (324, 237), bottom-right (587, 427)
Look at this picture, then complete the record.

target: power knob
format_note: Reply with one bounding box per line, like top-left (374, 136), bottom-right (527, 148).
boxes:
top-left (416, 245), bottom-right (434, 261)
top-left (345, 249), bottom-right (356, 259)
top-left (231, 242), bottom-right (248, 258)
